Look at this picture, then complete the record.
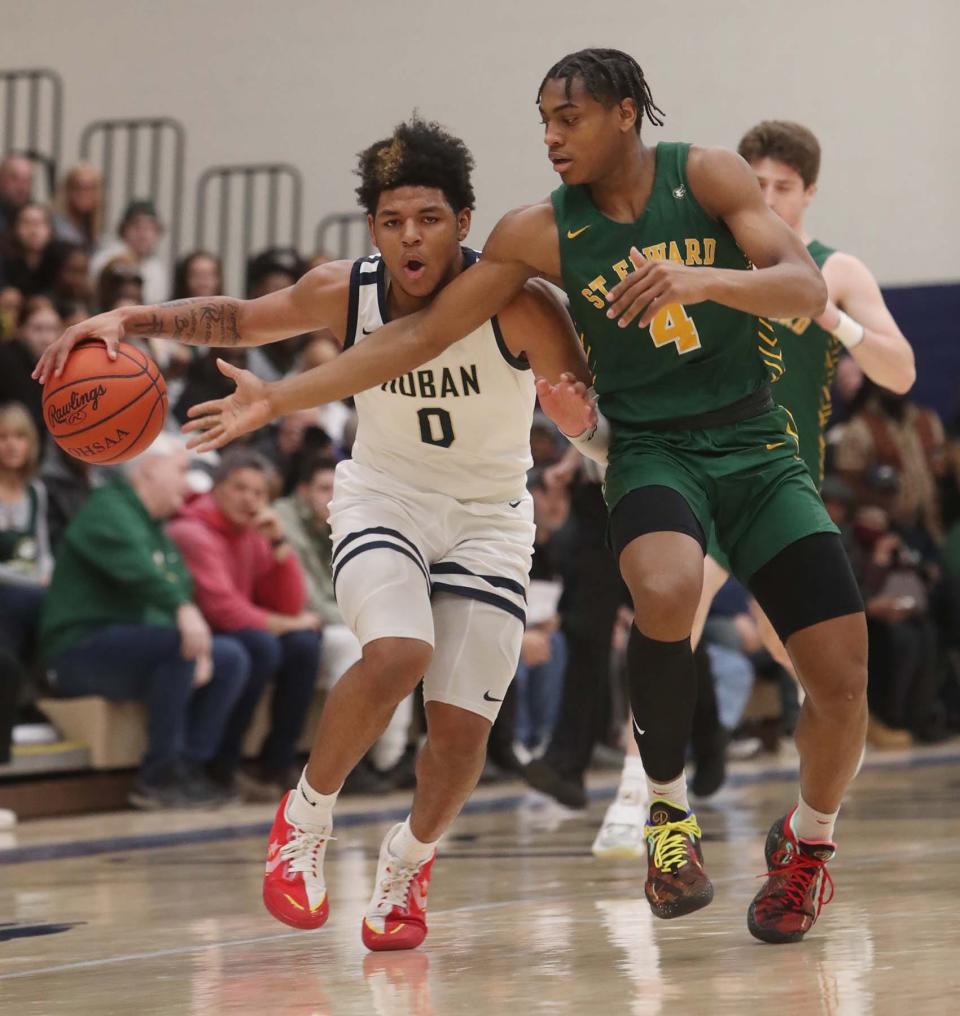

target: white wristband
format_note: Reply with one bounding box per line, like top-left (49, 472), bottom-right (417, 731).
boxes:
top-left (831, 310), bottom-right (865, 350)
top-left (565, 394), bottom-right (610, 467)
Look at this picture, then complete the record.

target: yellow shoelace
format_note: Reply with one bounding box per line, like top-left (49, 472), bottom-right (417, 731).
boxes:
top-left (644, 814), bottom-right (702, 872)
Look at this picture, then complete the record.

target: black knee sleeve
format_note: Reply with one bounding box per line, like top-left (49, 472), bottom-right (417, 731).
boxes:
top-left (627, 627), bottom-right (697, 782)
top-left (748, 532), bottom-right (864, 642)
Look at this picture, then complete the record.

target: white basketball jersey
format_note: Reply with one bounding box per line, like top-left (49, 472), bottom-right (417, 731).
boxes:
top-left (346, 248), bottom-right (536, 502)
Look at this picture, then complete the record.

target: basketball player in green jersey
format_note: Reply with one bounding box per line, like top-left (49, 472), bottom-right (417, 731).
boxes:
top-left (592, 120), bottom-right (916, 859)
top-left (168, 49), bottom-right (864, 944)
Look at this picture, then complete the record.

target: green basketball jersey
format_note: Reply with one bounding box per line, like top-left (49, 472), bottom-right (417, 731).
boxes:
top-left (552, 141), bottom-right (784, 425)
top-left (769, 240), bottom-right (841, 486)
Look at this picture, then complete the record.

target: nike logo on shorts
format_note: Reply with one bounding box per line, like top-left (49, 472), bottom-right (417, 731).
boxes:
top-left (483, 691), bottom-right (503, 702)
top-left (362, 327), bottom-right (374, 335)
top-left (509, 499), bottom-right (522, 508)
top-left (567, 225), bottom-right (591, 239)
top-left (632, 715), bottom-right (645, 737)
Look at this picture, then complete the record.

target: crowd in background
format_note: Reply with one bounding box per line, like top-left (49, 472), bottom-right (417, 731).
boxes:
top-left (2, 149), bottom-right (960, 819)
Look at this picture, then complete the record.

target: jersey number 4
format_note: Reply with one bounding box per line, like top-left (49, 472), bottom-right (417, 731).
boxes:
top-left (418, 407), bottom-right (455, 448)
top-left (649, 303), bottom-right (701, 355)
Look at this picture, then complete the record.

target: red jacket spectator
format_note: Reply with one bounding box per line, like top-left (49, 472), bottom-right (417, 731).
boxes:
top-left (169, 492), bottom-right (305, 632)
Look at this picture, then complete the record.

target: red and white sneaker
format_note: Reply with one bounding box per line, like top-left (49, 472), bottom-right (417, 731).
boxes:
top-left (262, 790), bottom-right (332, 930)
top-left (361, 823), bottom-right (436, 952)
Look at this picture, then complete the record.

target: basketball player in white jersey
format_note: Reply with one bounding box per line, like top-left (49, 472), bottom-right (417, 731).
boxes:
top-left (39, 117), bottom-right (594, 951)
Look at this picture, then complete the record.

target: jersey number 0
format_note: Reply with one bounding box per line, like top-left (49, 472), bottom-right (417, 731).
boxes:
top-left (418, 407), bottom-right (455, 448)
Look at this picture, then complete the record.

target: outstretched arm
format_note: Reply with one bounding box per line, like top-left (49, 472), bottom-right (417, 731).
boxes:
top-left (820, 252), bottom-right (915, 394)
top-left (181, 206), bottom-right (556, 451)
top-left (34, 260), bottom-right (353, 382)
top-left (604, 147), bottom-right (827, 328)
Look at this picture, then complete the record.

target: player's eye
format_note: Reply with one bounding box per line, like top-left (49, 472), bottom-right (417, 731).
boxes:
top-left (383, 219), bottom-right (400, 228)
top-left (422, 217), bottom-right (438, 225)
top-left (563, 117), bottom-right (579, 127)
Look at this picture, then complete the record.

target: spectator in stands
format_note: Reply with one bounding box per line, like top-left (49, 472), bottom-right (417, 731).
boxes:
top-left (40, 434), bottom-right (250, 809)
top-left (255, 410), bottom-right (334, 494)
top-left (0, 285), bottom-right (23, 341)
top-left (0, 154), bottom-right (34, 235)
top-left (40, 443), bottom-right (107, 552)
top-left (95, 255), bottom-right (143, 313)
top-left (90, 200), bottom-right (169, 305)
top-left (168, 449), bottom-right (321, 798)
top-left (849, 466), bottom-right (944, 745)
top-left (0, 203), bottom-right (58, 297)
top-left (0, 297), bottom-right (62, 439)
top-left (837, 380), bottom-right (947, 545)
top-left (50, 243), bottom-right (93, 311)
top-left (172, 251), bottom-right (223, 300)
top-left (522, 451), bottom-right (628, 809)
top-left (52, 163), bottom-right (103, 251)
top-left (513, 469), bottom-right (569, 763)
top-left (245, 248), bottom-right (307, 380)
top-left (0, 404), bottom-right (52, 736)
top-left (274, 456), bottom-right (403, 789)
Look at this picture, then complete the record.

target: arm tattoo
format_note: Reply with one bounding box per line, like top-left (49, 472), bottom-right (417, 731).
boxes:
top-left (127, 298), bottom-right (243, 346)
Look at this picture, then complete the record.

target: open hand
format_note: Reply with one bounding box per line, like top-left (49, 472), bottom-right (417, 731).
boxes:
top-left (536, 372), bottom-right (597, 437)
top-left (182, 359), bottom-right (274, 452)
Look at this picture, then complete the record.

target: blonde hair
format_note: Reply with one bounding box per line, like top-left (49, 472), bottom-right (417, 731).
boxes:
top-left (0, 402), bottom-right (41, 481)
top-left (54, 162), bottom-right (104, 241)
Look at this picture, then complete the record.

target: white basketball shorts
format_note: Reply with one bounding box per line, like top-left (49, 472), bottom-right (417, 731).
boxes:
top-left (329, 459), bottom-right (535, 721)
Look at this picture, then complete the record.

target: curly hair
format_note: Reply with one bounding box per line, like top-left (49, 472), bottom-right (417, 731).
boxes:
top-left (355, 115), bottom-right (476, 215)
top-left (537, 48), bottom-right (665, 134)
top-left (738, 121), bottom-right (821, 188)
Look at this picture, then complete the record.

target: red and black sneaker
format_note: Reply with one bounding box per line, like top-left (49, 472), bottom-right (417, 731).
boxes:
top-left (748, 806), bottom-right (835, 944)
top-left (643, 800), bottom-right (714, 919)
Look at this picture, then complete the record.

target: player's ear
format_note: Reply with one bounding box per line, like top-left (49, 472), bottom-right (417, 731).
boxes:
top-left (367, 213), bottom-right (377, 248)
top-left (803, 182), bottom-right (817, 209)
top-left (618, 97), bottom-right (638, 134)
top-left (456, 208), bottom-right (471, 242)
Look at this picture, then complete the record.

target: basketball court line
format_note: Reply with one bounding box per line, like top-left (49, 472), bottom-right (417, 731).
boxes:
top-left (1, 747), bottom-right (957, 866)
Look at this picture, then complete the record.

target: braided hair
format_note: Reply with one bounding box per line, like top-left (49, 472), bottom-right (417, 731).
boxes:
top-left (537, 49), bottom-right (665, 133)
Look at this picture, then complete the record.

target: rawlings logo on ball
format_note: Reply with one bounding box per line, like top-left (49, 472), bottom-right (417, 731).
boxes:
top-left (47, 384), bottom-right (109, 428)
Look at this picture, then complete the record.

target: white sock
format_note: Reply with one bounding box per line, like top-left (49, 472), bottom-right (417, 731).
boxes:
top-left (617, 756), bottom-right (647, 805)
top-left (646, 772), bottom-right (690, 814)
top-left (286, 768), bottom-right (338, 830)
top-left (791, 794), bottom-right (839, 843)
top-left (389, 817), bottom-right (438, 865)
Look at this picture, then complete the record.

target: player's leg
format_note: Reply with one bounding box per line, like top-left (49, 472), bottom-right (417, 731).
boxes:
top-left (722, 448), bottom-right (865, 943)
top-left (263, 518), bottom-right (436, 931)
top-left (610, 485), bottom-right (715, 918)
top-left (362, 592), bottom-right (523, 951)
top-left (595, 545), bottom-right (734, 859)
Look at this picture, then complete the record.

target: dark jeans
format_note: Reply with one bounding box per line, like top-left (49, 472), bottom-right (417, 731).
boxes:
top-left (0, 582), bottom-right (46, 659)
top-left (50, 624), bottom-right (249, 785)
top-left (211, 627), bottom-right (321, 783)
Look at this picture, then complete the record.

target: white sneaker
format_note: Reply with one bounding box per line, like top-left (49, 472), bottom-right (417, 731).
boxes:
top-left (592, 796), bottom-right (646, 860)
top-left (361, 823), bottom-right (436, 952)
top-left (0, 808), bottom-right (17, 831)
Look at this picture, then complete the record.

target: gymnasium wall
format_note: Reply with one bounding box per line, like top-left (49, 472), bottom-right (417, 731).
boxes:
top-left (3, 0), bottom-right (958, 289)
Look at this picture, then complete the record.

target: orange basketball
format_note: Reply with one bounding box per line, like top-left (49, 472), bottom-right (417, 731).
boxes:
top-left (42, 340), bottom-right (168, 464)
